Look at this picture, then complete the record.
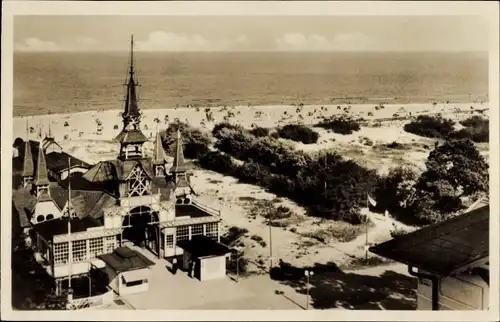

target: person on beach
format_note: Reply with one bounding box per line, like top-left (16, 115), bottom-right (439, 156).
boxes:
top-left (188, 259), bottom-right (193, 278)
top-left (190, 260), bottom-right (197, 279)
top-left (172, 258), bottom-right (178, 275)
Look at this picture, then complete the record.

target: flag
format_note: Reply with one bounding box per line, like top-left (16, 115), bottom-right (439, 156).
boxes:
top-left (367, 194), bottom-right (377, 207)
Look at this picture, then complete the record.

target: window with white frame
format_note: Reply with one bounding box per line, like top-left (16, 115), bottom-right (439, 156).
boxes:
top-left (89, 237), bottom-right (104, 259)
top-left (205, 223), bottom-right (218, 240)
top-left (191, 224), bottom-right (203, 237)
top-left (176, 226), bottom-right (189, 242)
top-left (72, 240), bottom-right (87, 263)
top-left (54, 242), bottom-right (69, 265)
top-left (166, 235), bottom-right (174, 248)
top-left (105, 236), bottom-right (116, 254)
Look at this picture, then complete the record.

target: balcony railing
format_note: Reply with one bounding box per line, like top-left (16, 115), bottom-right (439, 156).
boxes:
top-left (192, 199), bottom-right (221, 217)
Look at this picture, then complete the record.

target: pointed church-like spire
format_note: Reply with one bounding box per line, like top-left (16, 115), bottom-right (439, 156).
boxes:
top-left (122, 34), bottom-right (141, 120)
top-left (171, 129), bottom-right (188, 173)
top-left (34, 143), bottom-right (50, 187)
top-left (22, 120), bottom-right (35, 178)
top-left (153, 131), bottom-right (166, 165)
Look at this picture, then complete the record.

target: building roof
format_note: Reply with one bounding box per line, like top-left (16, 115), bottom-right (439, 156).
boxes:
top-left (121, 36), bottom-right (141, 120)
top-left (34, 216), bottom-right (102, 241)
top-left (83, 158), bottom-right (154, 183)
top-left (369, 205), bottom-right (489, 276)
top-left (114, 128), bottom-right (148, 144)
top-left (14, 140), bottom-right (90, 177)
top-left (98, 247), bottom-right (155, 273)
top-left (177, 235), bottom-right (231, 258)
top-left (12, 188), bottom-right (38, 228)
top-left (45, 151), bottom-right (91, 173)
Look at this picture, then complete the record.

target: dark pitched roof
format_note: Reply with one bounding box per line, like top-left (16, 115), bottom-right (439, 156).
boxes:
top-left (369, 206), bottom-right (489, 276)
top-left (114, 128), bottom-right (148, 144)
top-left (98, 247), bottom-right (155, 273)
top-left (45, 151), bottom-right (91, 173)
top-left (34, 146), bottom-right (50, 186)
top-left (34, 216), bottom-right (102, 241)
top-left (177, 235), bottom-right (231, 258)
top-left (12, 189), bottom-right (37, 228)
top-left (84, 159), bottom-right (154, 183)
top-left (170, 130), bottom-right (188, 173)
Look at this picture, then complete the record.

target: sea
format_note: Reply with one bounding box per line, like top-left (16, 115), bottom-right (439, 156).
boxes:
top-left (13, 51), bottom-right (489, 117)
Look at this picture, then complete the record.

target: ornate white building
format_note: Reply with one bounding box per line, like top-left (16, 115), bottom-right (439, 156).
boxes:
top-left (12, 36), bottom-right (223, 295)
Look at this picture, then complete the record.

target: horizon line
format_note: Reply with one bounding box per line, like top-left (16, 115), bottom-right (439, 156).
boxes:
top-left (13, 49), bottom-right (490, 54)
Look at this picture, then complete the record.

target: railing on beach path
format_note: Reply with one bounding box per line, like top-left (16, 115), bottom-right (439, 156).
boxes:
top-left (67, 294), bottom-right (104, 310)
top-left (191, 199), bottom-right (221, 217)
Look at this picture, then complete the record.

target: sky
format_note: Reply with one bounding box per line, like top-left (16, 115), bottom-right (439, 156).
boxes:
top-left (13, 15), bottom-right (489, 52)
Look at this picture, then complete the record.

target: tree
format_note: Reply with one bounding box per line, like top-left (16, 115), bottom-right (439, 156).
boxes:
top-left (410, 139), bottom-right (489, 223)
top-left (374, 166), bottom-right (419, 214)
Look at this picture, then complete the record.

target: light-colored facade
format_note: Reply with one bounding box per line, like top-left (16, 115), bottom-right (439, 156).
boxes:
top-left (416, 268), bottom-right (489, 310)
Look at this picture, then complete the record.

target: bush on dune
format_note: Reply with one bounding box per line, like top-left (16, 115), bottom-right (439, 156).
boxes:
top-left (161, 122), bottom-right (212, 159)
top-left (403, 115), bottom-right (455, 139)
top-left (450, 116), bottom-right (489, 143)
top-left (212, 122), bottom-right (245, 139)
top-left (407, 139), bottom-right (489, 224)
top-left (276, 124), bottom-right (319, 144)
top-left (211, 128), bottom-right (380, 223)
top-left (249, 126), bottom-right (270, 138)
top-left (316, 116), bottom-right (361, 135)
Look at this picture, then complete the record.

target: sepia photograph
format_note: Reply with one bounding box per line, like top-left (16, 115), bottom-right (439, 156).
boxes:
top-left (1, 1), bottom-right (499, 320)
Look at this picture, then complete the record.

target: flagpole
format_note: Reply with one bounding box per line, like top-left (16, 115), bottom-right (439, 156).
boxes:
top-left (365, 193), bottom-right (369, 263)
top-left (67, 157), bottom-right (73, 296)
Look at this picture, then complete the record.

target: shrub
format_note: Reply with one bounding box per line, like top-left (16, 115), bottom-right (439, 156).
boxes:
top-left (450, 116), bottom-right (489, 143)
top-left (212, 122), bottom-right (245, 139)
top-left (277, 124), bottom-right (319, 144)
top-left (249, 126), bottom-right (270, 138)
top-left (316, 116), bottom-right (361, 135)
top-left (198, 151), bottom-right (235, 175)
top-left (250, 235), bottom-right (267, 247)
top-left (221, 226), bottom-right (248, 246)
top-left (389, 223), bottom-right (409, 238)
top-left (403, 115), bottom-right (455, 139)
top-left (162, 122), bottom-right (212, 159)
top-left (460, 116), bottom-right (488, 128)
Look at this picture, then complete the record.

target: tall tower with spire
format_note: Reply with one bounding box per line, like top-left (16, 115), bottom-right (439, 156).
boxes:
top-left (153, 131), bottom-right (166, 177)
top-left (170, 129), bottom-right (193, 198)
top-left (114, 34), bottom-right (148, 160)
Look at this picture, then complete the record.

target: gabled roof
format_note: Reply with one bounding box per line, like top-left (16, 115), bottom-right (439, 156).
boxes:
top-left (98, 246), bottom-right (155, 273)
top-left (114, 129), bottom-right (148, 144)
top-left (12, 188), bottom-right (37, 228)
top-left (34, 144), bottom-right (50, 186)
top-left (45, 151), bottom-right (90, 173)
top-left (170, 130), bottom-right (188, 173)
top-left (83, 158), bottom-right (154, 182)
top-left (369, 205), bottom-right (489, 276)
